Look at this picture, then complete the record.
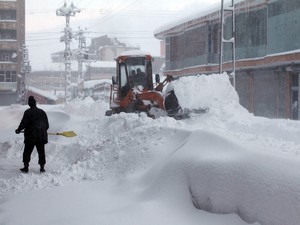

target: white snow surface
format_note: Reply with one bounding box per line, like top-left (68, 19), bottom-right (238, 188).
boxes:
top-left (1, 73), bottom-right (300, 225)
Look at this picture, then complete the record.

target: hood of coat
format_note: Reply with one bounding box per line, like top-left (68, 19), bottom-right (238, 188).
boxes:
top-left (28, 96), bottom-right (36, 108)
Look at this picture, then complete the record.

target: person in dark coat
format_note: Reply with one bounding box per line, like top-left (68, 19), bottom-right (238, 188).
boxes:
top-left (15, 96), bottom-right (49, 173)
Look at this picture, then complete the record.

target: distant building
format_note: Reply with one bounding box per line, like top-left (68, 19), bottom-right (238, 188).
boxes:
top-left (51, 35), bottom-right (140, 63)
top-left (154, 0), bottom-right (300, 120)
top-left (88, 35), bottom-right (139, 61)
top-left (84, 61), bottom-right (115, 80)
top-left (88, 35), bottom-right (165, 74)
top-left (49, 35), bottom-right (140, 82)
top-left (0, 0), bottom-right (25, 105)
top-left (29, 63), bottom-right (69, 92)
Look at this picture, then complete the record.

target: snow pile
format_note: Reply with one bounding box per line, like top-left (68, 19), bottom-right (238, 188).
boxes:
top-left (58, 96), bottom-right (108, 118)
top-left (142, 129), bottom-right (300, 225)
top-left (1, 75), bottom-right (300, 225)
top-left (173, 73), bottom-right (250, 119)
top-left (174, 73), bottom-right (237, 108)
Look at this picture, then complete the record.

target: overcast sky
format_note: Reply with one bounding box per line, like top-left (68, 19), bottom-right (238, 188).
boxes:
top-left (25, 0), bottom-right (222, 70)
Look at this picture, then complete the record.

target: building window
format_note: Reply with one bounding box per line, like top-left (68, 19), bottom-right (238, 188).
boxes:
top-left (5, 71), bottom-right (11, 82)
top-left (4, 53), bottom-right (9, 61)
top-left (0, 10), bottom-right (16, 20)
top-left (0, 30), bottom-right (17, 40)
top-left (235, 7), bottom-right (267, 59)
top-left (0, 50), bottom-right (17, 62)
top-left (0, 71), bottom-right (4, 82)
top-left (11, 71), bottom-right (16, 82)
top-left (0, 71), bottom-right (17, 82)
top-left (4, 32), bottom-right (11, 39)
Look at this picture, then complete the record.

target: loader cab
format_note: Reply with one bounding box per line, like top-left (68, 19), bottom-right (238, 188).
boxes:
top-left (116, 52), bottom-right (153, 98)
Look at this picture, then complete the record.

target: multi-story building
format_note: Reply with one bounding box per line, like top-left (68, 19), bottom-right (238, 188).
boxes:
top-left (154, 0), bottom-right (300, 120)
top-left (88, 35), bottom-right (138, 61)
top-left (47, 35), bottom-right (142, 83)
top-left (0, 0), bottom-right (25, 105)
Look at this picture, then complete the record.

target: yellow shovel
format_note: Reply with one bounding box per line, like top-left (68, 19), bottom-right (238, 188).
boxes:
top-left (20, 130), bottom-right (77, 138)
top-left (48, 131), bottom-right (77, 137)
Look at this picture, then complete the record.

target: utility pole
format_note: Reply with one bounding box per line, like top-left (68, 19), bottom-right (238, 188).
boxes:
top-left (18, 44), bottom-right (31, 105)
top-left (219, 0), bottom-right (236, 88)
top-left (56, 1), bottom-right (80, 102)
top-left (75, 27), bottom-right (87, 97)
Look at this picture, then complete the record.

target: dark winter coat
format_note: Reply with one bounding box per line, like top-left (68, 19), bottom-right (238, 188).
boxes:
top-left (164, 90), bottom-right (181, 114)
top-left (17, 105), bottom-right (49, 144)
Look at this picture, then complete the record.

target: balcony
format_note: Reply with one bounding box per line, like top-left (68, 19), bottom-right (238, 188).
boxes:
top-left (0, 82), bottom-right (17, 91)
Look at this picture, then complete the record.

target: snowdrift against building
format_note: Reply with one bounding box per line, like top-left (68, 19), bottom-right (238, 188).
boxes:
top-left (1, 74), bottom-right (300, 225)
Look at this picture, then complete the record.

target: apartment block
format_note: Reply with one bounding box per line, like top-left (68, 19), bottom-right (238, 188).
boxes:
top-left (0, 0), bottom-right (25, 104)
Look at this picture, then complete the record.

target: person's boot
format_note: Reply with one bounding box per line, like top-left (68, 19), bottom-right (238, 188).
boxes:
top-left (40, 165), bottom-right (46, 173)
top-left (20, 164), bottom-right (29, 173)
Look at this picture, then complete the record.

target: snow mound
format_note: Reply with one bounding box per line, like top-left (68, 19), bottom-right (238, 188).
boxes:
top-left (174, 74), bottom-right (240, 108)
top-left (142, 130), bottom-right (300, 225)
top-left (1, 74), bottom-right (300, 225)
top-left (59, 96), bottom-right (108, 118)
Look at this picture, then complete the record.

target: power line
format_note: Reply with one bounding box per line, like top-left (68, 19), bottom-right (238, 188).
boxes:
top-left (26, 9), bottom-right (56, 14)
top-left (26, 8), bottom-right (197, 17)
top-left (83, 9), bottom-right (199, 15)
top-left (27, 32), bottom-right (62, 34)
top-left (26, 30), bottom-right (154, 39)
top-left (26, 35), bottom-right (156, 44)
top-left (87, 0), bottom-right (138, 30)
top-left (73, 0), bottom-right (96, 10)
top-left (26, 37), bottom-right (62, 42)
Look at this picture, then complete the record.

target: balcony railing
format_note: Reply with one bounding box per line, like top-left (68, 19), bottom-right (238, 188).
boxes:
top-left (0, 82), bottom-right (17, 91)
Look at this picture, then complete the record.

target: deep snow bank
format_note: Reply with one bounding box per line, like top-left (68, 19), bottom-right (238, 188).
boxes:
top-left (0, 100), bottom-right (186, 196)
top-left (1, 74), bottom-right (300, 225)
top-left (173, 73), bottom-right (248, 116)
top-left (141, 130), bottom-right (300, 225)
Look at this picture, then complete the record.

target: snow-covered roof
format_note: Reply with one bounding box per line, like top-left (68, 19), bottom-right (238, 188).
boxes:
top-left (27, 86), bottom-right (58, 101)
top-left (154, 3), bottom-right (220, 38)
top-left (154, 0), bottom-right (263, 39)
top-left (31, 62), bottom-right (68, 72)
top-left (83, 79), bottom-right (111, 89)
top-left (89, 61), bottom-right (115, 68)
top-left (32, 60), bottom-right (116, 72)
top-left (119, 50), bottom-right (151, 57)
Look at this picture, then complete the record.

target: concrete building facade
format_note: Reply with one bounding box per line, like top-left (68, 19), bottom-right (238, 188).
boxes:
top-left (154, 0), bottom-right (300, 120)
top-left (0, 0), bottom-right (25, 104)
